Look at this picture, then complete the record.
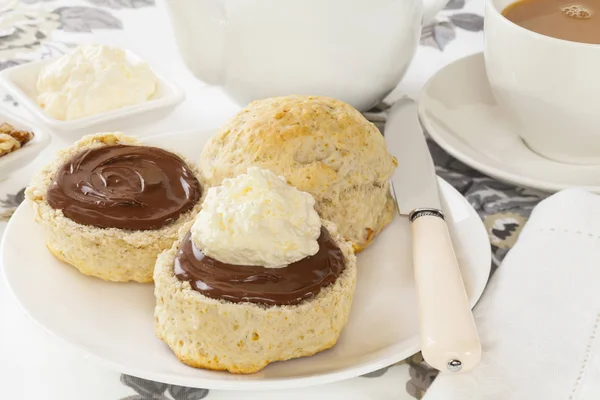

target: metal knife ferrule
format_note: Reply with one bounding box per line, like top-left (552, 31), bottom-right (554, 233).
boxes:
top-left (409, 208), bottom-right (445, 222)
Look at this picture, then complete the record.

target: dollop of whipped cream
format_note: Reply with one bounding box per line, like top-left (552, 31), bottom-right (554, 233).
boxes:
top-left (36, 44), bottom-right (157, 121)
top-left (191, 167), bottom-right (321, 268)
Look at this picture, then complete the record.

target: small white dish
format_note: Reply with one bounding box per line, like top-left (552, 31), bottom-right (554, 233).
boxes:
top-left (1, 128), bottom-right (491, 390)
top-left (419, 52), bottom-right (600, 193)
top-left (0, 51), bottom-right (185, 134)
top-left (0, 108), bottom-right (50, 181)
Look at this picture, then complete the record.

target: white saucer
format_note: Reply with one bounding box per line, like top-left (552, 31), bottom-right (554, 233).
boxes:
top-left (1, 129), bottom-right (491, 390)
top-left (419, 52), bottom-right (600, 193)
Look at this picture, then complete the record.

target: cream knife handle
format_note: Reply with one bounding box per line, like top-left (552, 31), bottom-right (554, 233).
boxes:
top-left (410, 209), bottom-right (482, 373)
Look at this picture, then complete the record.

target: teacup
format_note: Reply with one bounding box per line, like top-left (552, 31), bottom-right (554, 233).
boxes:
top-left (164, 0), bottom-right (448, 111)
top-left (485, 0), bottom-right (600, 164)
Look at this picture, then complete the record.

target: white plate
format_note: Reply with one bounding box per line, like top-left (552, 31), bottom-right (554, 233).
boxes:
top-left (1, 129), bottom-right (491, 390)
top-left (0, 107), bottom-right (50, 181)
top-left (419, 52), bottom-right (600, 194)
top-left (0, 50), bottom-right (184, 134)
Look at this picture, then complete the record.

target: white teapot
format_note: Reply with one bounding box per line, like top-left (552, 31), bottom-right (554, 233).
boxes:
top-left (164, 0), bottom-right (447, 111)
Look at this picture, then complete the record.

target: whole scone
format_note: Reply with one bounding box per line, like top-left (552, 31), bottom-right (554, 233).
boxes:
top-left (198, 95), bottom-right (398, 252)
top-left (154, 220), bottom-right (357, 374)
top-left (26, 132), bottom-right (203, 283)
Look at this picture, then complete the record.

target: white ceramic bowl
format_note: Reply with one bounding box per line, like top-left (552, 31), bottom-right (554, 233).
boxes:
top-left (0, 50), bottom-right (185, 134)
top-left (0, 108), bottom-right (50, 181)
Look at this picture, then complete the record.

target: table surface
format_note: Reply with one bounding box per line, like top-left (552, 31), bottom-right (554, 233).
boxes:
top-left (0, 0), bottom-right (547, 398)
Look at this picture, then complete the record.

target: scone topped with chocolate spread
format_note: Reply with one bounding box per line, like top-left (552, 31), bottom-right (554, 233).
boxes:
top-left (26, 132), bottom-right (203, 283)
top-left (154, 167), bottom-right (357, 373)
top-left (199, 95), bottom-right (398, 252)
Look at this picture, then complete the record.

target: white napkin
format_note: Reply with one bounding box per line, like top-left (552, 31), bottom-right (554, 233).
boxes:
top-left (425, 189), bottom-right (600, 400)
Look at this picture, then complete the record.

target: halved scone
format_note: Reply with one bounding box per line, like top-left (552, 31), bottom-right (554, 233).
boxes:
top-left (26, 132), bottom-right (203, 283)
top-left (154, 167), bottom-right (357, 373)
top-left (154, 220), bottom-right (356, 373)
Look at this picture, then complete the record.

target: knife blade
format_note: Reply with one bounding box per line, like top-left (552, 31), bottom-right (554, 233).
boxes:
top-left (385, 98), bottom-right (441, 215)
top-left (384, 97), bottom-right (482, 373)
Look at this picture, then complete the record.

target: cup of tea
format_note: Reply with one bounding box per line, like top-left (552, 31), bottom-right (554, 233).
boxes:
top-left (484, 0), bottom-right (600, 164)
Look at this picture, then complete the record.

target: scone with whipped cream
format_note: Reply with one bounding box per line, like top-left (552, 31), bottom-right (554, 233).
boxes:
top-left (26, 132), bottom-right (203, 283)
top-left (199, 95), bottom-right (398, 252)
top-left (154, 167), bottom-right (357, 373)
top-left (37, 44), bottom-right (157, 121)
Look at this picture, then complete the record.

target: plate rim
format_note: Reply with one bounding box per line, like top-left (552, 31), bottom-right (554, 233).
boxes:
top-left (1, 130), bottom-right (491, 390)
top-left (419, 52), bottom-right (600, 194)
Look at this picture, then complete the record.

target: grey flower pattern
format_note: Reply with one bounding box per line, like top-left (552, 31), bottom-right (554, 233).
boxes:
top-left (449, 13), bottom-right (484, 31)
top-left (406, 361), bottom-right (439, 399)
top-left (54, 6), bottom-right (123, 32)
top-left (120, 375), bottom-right (209, 400)
top-left (0, 59), bottom-right (26, 71)
top-left (3, 94), bottom-right (18, 106)
top-left (86, 0), bottom-right (156, 9)
top-left (444, 0), bottom-right (466, 10)
top-left (488, 214), bottom-right (521, 241)
top-left (0, 4), bottom-right (61, 59)
top-left (420, 0), bottom-right (484, 50)
top-left (20, 0), bottom-right (58, 3)
top-left (421, 21), bottom-right (456, 51)
top-left (0, 0), bottom-right (157, 70)
top-left (0, 187), bottom-right (25, 220)
top-left (0, 187), bottom-right (25, 208)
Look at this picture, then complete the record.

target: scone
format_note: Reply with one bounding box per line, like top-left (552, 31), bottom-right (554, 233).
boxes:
top-left (154, 167), bottom-right (357, 373)
top-left (198, 95), bottom-right (398, 252)
top-left (26, 132), bottom-right (203, 283)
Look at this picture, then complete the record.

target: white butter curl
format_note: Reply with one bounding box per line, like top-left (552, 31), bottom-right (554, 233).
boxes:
top-left (191, 167), bottom-right (321, 268)
top-left (36, 44), bottom-right (157, 120)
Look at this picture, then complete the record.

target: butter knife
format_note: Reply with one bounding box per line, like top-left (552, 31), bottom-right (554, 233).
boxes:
top-left (384, 97), bottom-right (482, 373)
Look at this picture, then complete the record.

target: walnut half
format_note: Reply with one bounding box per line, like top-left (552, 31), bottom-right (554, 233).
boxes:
top-left (0, 123), bottom-right (34, 158)
top-left (0, 134), bottom-right (21, 157)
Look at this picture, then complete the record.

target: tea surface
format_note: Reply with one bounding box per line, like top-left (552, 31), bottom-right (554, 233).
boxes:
top-left (503, 0), bottom-right (600, 44)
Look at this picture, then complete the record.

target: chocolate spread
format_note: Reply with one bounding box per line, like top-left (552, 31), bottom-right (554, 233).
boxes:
top-left (174, 227), bottom-right (346, 306)
top-left (46, 145), bottom-right (202, 230)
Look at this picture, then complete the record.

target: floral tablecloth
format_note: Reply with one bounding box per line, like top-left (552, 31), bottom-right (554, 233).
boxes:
top-left (0, 0), bottom-right (547, 398)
